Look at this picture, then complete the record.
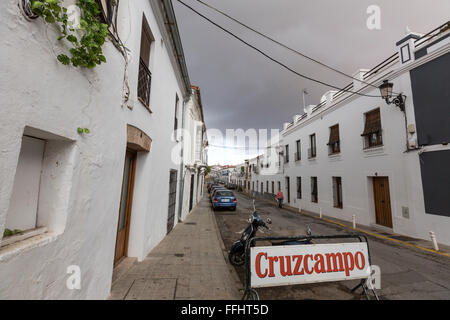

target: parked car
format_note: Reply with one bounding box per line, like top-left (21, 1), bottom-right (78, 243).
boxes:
top-left (212, 190), bottom-right (237, 211)
top-left (210, 187), bottom-right (227, 201)
top-left (208, 184), bottom-right (219, 194)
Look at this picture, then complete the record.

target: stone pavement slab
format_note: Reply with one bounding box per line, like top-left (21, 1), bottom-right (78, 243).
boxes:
top-left (108, 196), bottom-right (242, 300)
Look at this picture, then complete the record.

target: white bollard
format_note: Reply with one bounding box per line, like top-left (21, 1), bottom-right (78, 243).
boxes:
top-left (430, 231), bottom-right (439, 251)
top-left (319, 207), bottom-right (322, 219)
top-left (352, 214), bottom-right (356, 229)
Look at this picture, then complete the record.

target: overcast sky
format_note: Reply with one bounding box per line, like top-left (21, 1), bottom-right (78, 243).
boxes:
top-left (172, 0), bottom-right (450, 165)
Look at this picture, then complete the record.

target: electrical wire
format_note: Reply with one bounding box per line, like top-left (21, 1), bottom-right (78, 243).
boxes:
top-left (175, 0), bottom-right (385, 98)
top-left (191, 0), bottom-right (398, 94)
top-left (209, 144), bottom-right (262, 150)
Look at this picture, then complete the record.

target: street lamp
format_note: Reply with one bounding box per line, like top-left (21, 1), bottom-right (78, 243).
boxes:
top-left (379, 80), bottom-right (406, 111)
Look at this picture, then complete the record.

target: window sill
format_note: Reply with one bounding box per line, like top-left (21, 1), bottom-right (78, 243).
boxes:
top-left (362, 145), bottom-right (386, 157)
top-left (0, 228), bottom-right (59, 262)
top-left (363, 145), bottom-right (384, 152)
top-left (138, 97), bottom-right (153, 114)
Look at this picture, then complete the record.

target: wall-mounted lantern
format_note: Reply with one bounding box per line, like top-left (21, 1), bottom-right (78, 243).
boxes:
top-left (379, 80), bottom-right (406, 111)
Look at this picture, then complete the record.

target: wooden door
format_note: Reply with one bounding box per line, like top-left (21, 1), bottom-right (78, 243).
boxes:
top-left (189, 174), bottom-right (194, 212)
top-left (373, 177), bottom-right (393, 228)
top-left (285, 177), bottom-right (290, 203)
top-left (114, 150), bottom-right (136, 265)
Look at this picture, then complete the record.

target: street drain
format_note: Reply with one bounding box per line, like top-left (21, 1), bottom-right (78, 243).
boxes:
top-left (174, 253), bottom-right (184, 257)
top-left (185, 222), bottom-right (197, 225)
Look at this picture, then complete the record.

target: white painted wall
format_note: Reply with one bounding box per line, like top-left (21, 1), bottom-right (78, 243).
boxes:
top-left (0, 0), bottom-right (193, 299)
top-left (250, 42), bottom-right (450, 245)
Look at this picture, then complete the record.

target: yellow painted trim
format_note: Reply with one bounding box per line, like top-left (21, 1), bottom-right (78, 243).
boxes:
top-left (253, 195), bottom-right (450, 259)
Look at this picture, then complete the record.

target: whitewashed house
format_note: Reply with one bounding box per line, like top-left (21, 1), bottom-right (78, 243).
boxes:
top-left (179, 85), bottom-right (208, 220)
top-left (0, 0), bottom-right (206, 299)
top-left (249, 22), bottom-right (450, 245)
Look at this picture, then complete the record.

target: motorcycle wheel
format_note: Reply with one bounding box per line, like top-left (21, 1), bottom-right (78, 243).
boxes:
top-left (228, 252), bottom-right (245, 266)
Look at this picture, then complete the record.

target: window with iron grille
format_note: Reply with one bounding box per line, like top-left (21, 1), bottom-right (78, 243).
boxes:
top-left (297, 177), bottom-right (302, 199)
top-left (284, 144), bottom-right (289, 163)
top-left (311, 177), bottom-right (318, 203)
top-left (361, 108), bottom-right (382, 148)
top-left (328, 124), bottom-right (340, 155)
top-left (138, 17), bottom-right (154, 110)
top-left (295, 140), bottom-right (301, 161)
top-left (332, 177), bottom-right (343, 208)
top-left (309, 134), bottom-right (317, 158)
top-left (174, 94), bottom-right (179, 132)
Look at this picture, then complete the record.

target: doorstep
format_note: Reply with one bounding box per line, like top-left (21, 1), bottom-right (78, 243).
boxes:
top-left (112, 257), bottom-right (138, 286)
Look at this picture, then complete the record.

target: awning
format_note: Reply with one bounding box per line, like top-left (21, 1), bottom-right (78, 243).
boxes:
top-left (328, 124), bottom-right (340, 145)
top-left (361, 108), bottom-right (381, 136)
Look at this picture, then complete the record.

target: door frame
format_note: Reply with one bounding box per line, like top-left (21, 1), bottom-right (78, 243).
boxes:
top-left (114, 149), bottom-right (137, 265)
top-left (372, 176), bottom-right (393, 228)
top-left (285, 176), bottom-right (290, 203)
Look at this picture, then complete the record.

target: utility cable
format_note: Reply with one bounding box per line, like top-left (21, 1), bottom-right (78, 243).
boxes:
top-left (191, 0), bottom-right (398, 94)
top-left (175, 0), bottom-right (385, 98)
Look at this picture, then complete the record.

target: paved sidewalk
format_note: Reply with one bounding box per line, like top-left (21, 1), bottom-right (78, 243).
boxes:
top-left (108, 196), bottom-right (242, 300)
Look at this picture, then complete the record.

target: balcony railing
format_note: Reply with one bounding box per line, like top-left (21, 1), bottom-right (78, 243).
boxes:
top-left (138, 58), bottom-right (152, 108)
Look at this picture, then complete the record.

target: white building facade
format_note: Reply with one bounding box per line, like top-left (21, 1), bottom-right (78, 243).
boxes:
top-left (0, 0), bottom-right (206, 299)
top-left (248, 23), bottom-right (450, 246)
top-left (179, 85), bottom-right (208, 221)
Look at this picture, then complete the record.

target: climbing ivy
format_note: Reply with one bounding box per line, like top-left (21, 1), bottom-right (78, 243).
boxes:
top-left (31, 0), bottom-right (108, 68)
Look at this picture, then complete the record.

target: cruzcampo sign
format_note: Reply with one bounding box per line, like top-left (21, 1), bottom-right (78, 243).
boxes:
top-left (250, 242), bottom-right (370, 288)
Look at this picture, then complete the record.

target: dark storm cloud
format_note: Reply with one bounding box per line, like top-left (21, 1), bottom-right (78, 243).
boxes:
top-left (172, 0), bottom-right (449, 163)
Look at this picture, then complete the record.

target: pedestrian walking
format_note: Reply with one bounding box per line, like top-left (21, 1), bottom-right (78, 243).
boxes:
top-left (276, 190), bottom-right (284, 208)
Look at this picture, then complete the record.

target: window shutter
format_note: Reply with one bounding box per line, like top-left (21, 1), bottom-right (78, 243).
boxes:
top-left (328, 124), bottom-right (340, 145)
top-left (361, 109), bottom-right (381, 136)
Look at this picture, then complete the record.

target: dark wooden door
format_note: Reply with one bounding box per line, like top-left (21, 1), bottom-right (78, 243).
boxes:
top-left (285, 177), bottom-right (290, 203)
top-left (167, 170), bottom-right (178, 234)
top-left (373, 177), bottom-right (393, 228)
top-left (114, 150), bottom-right (136, 265)
top-left (189, 174), bottom-right (194, 211)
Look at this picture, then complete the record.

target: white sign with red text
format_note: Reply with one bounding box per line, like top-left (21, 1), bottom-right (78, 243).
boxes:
top-left (250, 242), bottom-right (370, 288)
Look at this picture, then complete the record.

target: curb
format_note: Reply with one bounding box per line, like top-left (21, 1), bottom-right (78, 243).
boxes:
top-left (238, 191), bottom-right (450, 259)
top-left (208, 197), bottom-right (244, 298)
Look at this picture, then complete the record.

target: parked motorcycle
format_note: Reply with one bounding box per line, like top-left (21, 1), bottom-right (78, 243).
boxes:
top-left (228, 200), bottom-right (312, 266)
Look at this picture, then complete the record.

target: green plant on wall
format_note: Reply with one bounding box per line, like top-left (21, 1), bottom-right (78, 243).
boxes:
top-left (31, 0), bottom-right (108, 68)
top-left (3, 229), bottom-right (24, 238)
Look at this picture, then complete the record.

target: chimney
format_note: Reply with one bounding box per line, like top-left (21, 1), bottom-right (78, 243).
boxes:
top-left (352, 69), bottom-right (370, 91)
top-left (396, 28), bottom-right (422, 66)
top-left (303, 105), bottom-right (314, 117)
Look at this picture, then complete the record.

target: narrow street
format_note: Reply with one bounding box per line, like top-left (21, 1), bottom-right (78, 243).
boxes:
top-left (214, 192), bottom-right (450, 300)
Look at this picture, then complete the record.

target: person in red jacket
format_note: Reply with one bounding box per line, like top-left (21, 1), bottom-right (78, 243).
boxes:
top-left (276, 190), bottom-right (284, 208)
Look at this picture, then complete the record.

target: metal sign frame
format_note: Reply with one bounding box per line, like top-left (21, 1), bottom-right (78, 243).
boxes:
top-left (242, 233), bottom-right (379, 300)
